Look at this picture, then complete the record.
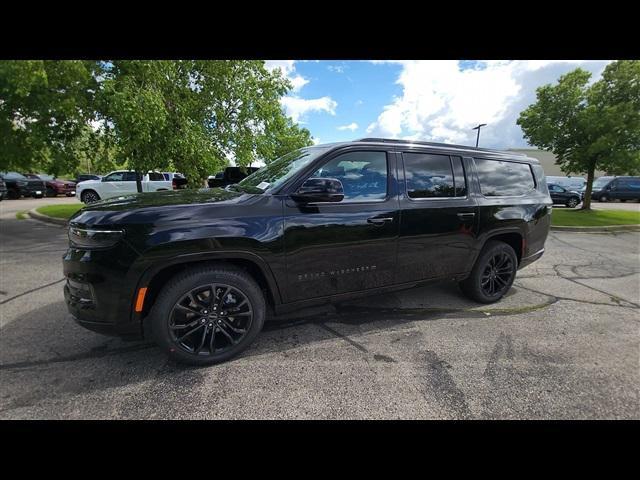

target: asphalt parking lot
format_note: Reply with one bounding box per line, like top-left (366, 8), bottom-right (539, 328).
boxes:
top-left (1, 198), bottom-right (639, 419)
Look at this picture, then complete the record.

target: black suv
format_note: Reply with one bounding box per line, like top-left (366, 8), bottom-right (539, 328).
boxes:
top-left (63, 139), bottom-right (552, 365)
top-left (547, 183), bottom-right (581, 208)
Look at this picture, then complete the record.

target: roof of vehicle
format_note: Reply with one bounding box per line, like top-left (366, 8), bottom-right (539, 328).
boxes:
top-left (314, 138), bottom-right (539, 163)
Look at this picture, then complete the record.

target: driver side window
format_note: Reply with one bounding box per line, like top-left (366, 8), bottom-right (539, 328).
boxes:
top-left (310, 151), bottom-right (388, 203)
top-left (104, 172), bottom-right (124, 182)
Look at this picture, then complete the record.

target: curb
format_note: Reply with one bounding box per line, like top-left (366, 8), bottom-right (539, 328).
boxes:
top-left (28, 208), bottom-right (69, 227)
top-left (551, 224), bottom-right (640, 233)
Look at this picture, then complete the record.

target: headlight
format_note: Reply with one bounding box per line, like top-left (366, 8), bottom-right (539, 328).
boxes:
top-left (68, 226), bottom-right (124, 248)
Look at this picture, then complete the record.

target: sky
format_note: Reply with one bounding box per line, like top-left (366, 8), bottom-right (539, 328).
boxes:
top-left (264, 60), bottom-right (612, 150)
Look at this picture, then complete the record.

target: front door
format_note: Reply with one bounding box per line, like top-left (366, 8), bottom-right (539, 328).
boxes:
top-left (396, 151), bottom-right (479, 283)
top-left (101, 171), bottom-right (138, 197)
top-left (283, 149), bottom-right (400, 303)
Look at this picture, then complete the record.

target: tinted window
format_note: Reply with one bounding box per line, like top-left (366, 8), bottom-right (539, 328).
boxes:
top-left (122, 172), bottom-right (138, 182)
top-left (148, 172), bottom-right (165, 181)
top-left (404, 153), bottom-right (455, 198)
top-left (451, 156), bottom-right (467, 196)
top-left (311, 151), bottom-right (387, 202)
top-left (104, 172), bottom-right (124, 182)
top-left (475, 158), bottom-right (535, 196)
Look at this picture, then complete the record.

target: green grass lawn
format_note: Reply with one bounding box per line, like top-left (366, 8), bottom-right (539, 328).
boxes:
top-left (551, 208), bottom-right (640, 226)
top-left (36, 203), bottom-right (83, 219)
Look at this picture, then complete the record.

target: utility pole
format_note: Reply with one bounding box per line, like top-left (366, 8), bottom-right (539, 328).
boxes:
top-left (472, 123), bottom-right (487, 147)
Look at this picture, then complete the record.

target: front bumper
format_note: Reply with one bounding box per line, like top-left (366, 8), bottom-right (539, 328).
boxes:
top-left (63, 242), bottom-right (144, 338)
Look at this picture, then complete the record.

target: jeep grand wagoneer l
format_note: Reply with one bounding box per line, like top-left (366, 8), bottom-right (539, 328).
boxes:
top-left (64, 138), bottom-right (552, 365)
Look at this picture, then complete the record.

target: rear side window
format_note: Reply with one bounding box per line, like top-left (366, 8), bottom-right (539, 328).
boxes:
top-left (475, 158), bottom-right (535, 197)
top-left (148, 172), bottom-right (165, 181)
top-left (403, 153), bottom-right (467, 198)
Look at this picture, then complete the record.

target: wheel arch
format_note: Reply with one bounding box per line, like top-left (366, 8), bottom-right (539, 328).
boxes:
top-left (134, 251), bottom-right (282, 334)
top-left (477, 229), bottom-right (524, 265)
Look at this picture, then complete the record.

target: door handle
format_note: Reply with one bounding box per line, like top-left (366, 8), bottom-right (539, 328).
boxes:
top-left (367, 217), bottom-right (394, 226)
top-left (457, 212), bottom-right (476, 219)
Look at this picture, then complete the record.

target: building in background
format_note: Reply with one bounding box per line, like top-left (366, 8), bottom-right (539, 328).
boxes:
top-left (507, 148), bottom-right (608, 177)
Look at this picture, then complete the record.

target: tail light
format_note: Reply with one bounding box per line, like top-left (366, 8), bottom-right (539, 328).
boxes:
top-left (172, 179), bottom-right (177, 190)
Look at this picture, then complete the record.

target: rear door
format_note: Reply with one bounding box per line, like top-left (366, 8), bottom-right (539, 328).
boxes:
top-left (396, 151), bottom-right (478, 283)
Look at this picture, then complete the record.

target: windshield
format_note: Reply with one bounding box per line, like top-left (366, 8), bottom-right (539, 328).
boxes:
top-left (593, 177), bottom-right (613, 188)
top-left (2, 172), bottom-right (27, 180)
top-left (235, 146), bottom-right (332, 193)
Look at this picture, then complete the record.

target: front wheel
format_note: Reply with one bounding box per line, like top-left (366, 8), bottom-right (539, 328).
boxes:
top-left (459, 241), bottom-right (518, 304)
top-left (599, 194), bottom-right (609, 202)
top-left (150, 265), bottom-right (266, 365)
top-left (81, 190), bottom-right (100, 204)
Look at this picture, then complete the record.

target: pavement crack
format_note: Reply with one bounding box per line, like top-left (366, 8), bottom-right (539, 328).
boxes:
top-left (0, 342), bottom-right (156, 371)
top-left (0, 278), bottom-right (66, 306)
top-left (317, 323), bottom-right (369, 354)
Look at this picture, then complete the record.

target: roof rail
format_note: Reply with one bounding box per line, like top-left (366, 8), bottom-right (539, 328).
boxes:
top-left (354, 137), bottom-right (527, 157)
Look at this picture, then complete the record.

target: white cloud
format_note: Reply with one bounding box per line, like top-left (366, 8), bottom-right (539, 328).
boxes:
top-left (367, 60), bottom-right (611, 148)
top-left (281, 96), bottom-right (337, 123)
top-left (312, 137), bottom-right (321, 145)
top-left (328, 65), bottom-right (345, 73)
top-left (265, 60), bottom-right (308, 93)
top-left (337, 122), bottom-right (359, 132)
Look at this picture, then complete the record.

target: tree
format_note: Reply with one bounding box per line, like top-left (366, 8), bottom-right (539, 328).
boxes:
top-left (0, 60), bottom-right (99, 174)
top-left (1, 60), bottom-right (314, 185)
top-left (517, 60), bottom-right (640, 209)
top-left (96, 60), bottom-right (312, 190)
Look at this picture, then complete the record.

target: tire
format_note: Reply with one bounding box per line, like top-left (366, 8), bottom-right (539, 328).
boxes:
top-left (459, 240), bottom-right (518, 304)
top-left (7, 189), bottom-right (19, 200)
top-left (149, 265), bottom-right (266, 366)
top-left (81, 190), bottom-right (100, 204)
top-left (46, 187), bottom-right (57, 197)
top-left (566, 197), bottom-right (579, 208)
top-left (620, 199), bottom-right (627, 203)
top-left (599, 194), bottom-right (609, 202)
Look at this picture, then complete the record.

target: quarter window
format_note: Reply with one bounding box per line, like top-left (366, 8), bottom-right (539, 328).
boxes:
top-left (475, 158), bottom-right (535, 197)
top-left (310, 151), bottom-right (388, 202)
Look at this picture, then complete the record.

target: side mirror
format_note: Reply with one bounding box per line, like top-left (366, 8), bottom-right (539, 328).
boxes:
top-left (291, 177), bottom-right (344, 203)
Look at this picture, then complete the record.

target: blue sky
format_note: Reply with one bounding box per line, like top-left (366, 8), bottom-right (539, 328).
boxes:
top-left (265, 60), bottom-right (611, 149)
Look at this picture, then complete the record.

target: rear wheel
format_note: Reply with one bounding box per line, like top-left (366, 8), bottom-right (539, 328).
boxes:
top-left (81, 190), bottom-right (100, 204)
top-left (459, 240), bottom-right (518, 304)
top-left (566, 197), bottom-right (579, 208)
top-left (7, 189), bottom-right (19, 200)
top-left (46, 187), bottom-right (57, 197)
top-left (599, 194), bottom-right (609, 202)
top-left (150, 265), bottom-right (266, 365)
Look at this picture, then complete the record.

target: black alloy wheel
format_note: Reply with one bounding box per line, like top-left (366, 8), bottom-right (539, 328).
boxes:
top-left (169, 283), bottom-right (254, 357)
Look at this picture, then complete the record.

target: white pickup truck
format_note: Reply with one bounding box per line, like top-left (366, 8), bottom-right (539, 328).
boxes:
top-left (76, 170), bottom-right (173, 204)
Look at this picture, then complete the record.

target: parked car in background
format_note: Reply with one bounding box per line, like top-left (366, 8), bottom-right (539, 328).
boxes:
top-left (548, 183), bottom-right (581, 208)
top-left (76, 170), bottom-right (173, 203)
top-left (587, 176), bottom-right (640, 202)
top-left (162, 172), bottom-right (188, 189)
top-left (24, 173), bottom-right (76, 197)
top-left (546, 175), bottom-right (585, 192)
top-left (0, 176), bottom-right (8, 200)
top-left (207, 167), bottom-right (259, 188)
top-left (0, 172), bottom-right (45, 199)
top-left (63, 138), bottom-right (551, 365)
top-left (75, 174), bottom-right (102, 184)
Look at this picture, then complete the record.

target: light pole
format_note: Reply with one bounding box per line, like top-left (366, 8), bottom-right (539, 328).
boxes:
top-left (472, 123), bottom-right (487, 147)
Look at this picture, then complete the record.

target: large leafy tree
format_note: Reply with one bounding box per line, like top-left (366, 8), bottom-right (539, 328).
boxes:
top-left (517, 60), bottom-right (640, 209)
top-left (1, 60), bottom-right (313, 186)
top-left (96, 60), bottom-right (313, 188)
top-left (0, 60), bottom-right (98, 174)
